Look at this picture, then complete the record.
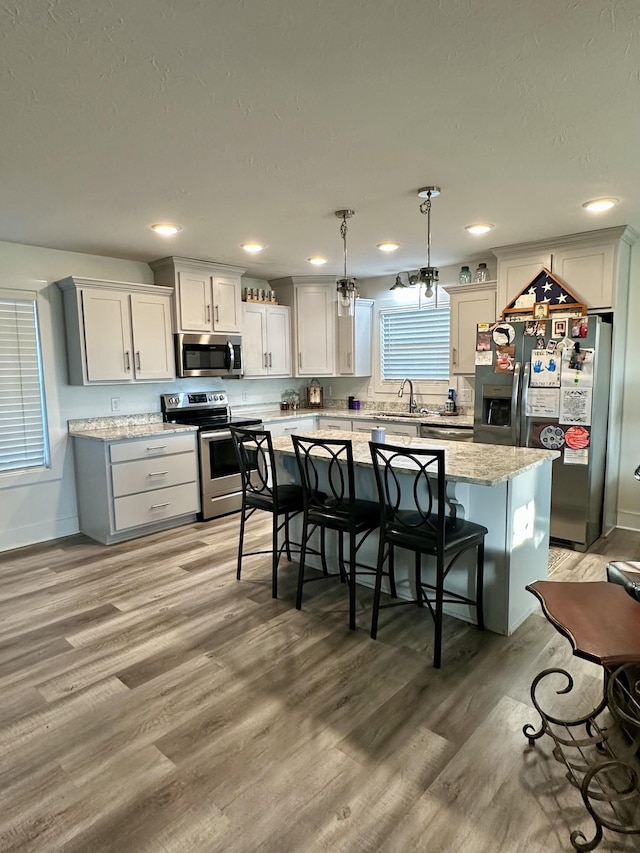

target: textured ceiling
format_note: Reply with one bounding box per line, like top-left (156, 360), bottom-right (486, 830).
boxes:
top-left (1, 0), bottom-right (639, 280)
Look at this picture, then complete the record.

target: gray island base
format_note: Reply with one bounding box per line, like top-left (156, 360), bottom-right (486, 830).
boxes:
top-left (271, 430), bottom-right (559, 636)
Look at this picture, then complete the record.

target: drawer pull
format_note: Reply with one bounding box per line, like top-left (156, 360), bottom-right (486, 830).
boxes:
top-left (150, 502), bottom-right (171, 510)
top-left (148, 471), bottom-right (168, 477)
top-left (146, 445), bottom-right (167, 451)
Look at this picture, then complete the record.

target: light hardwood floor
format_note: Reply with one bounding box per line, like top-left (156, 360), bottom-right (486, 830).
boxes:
top-left (1, 518), bottom-right (639, 852)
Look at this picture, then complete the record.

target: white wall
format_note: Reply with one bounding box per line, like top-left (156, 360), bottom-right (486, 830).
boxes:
top-left (0, 242), bottom-right (306, 552)
top-left (616, 246), bottom-right (640, 531)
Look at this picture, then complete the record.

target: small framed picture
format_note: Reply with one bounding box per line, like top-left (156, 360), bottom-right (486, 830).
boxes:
top-left (552, 318), bottom-right (567, 338)
top-left (533, 301), bottom-right (550, 319)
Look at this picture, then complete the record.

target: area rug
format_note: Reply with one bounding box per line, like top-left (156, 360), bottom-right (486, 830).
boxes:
top-left (548, 546), bottom-right (573, 575)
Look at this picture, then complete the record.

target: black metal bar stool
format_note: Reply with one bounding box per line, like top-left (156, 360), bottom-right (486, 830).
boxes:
top-left (231, 426), bottom-right (305, 598)
top-left (369, 441), bottom-right (487, 668)
top-left (291, 434), bottom-right (384, 630)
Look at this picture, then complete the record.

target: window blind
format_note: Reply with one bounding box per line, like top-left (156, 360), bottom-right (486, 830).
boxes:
top-left (380, 300), bottom-right (450, 381)
top-left (0, 293), bottom-right (50, 473)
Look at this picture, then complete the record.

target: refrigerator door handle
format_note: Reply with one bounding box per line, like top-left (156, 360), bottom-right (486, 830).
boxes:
top-left (511, 361), bottom-right (521, 446)
top-left (520, 362), bottom-right (531, 446)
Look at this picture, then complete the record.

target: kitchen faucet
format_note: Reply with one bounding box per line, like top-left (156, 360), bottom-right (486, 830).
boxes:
top-left (398, 378), bottom-right (417, 413)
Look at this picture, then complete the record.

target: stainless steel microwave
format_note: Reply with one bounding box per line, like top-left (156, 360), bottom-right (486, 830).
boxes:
top-left (175, 333), bottom-right (243, 378)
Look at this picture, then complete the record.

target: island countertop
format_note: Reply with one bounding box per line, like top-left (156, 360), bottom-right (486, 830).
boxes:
top-left (270, 429), bottom-right (559, 487)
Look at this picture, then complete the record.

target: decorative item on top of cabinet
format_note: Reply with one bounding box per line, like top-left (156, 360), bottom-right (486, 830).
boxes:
top-left (56, 277), bottom-right (175, 385)
top-left (338, 298), bottom-right (373, 376)
top-left (444, 282), bottom-right (497, 375)
top-left (241, 302), bottom-right (291, 377)
top-left (269, 276), bottom-right (336, 376)
top-left (150, 256), bottom-right (246, 334)
top-left (492, 225), bottom-right (637, 313)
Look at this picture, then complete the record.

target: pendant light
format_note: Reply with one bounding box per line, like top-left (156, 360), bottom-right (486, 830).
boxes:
top-left (416, 186), bottom-right (440, 302)
top-left (335, 209), bottom-right (357, 317)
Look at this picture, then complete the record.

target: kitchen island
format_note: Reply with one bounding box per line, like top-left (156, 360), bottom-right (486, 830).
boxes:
top-left (271, 430), bottom-right (559, 636)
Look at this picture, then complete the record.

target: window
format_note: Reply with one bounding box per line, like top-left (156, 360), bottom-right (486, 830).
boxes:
top-left (0, 291), bottom-right (50, 473)
top-left (380, 295), bottom-right (450, 381)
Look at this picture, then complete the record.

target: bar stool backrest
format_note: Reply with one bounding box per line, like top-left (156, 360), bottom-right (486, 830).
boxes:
top-left (231, 426), bottom-right (275, 501)
top-left (291, 435), bottom-right (357, 519)
top-left (369, 442), bottom-right (447, 545)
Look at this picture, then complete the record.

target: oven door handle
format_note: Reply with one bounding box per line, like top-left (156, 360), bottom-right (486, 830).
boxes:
top-left (200, 430), bottom-right (233, 441)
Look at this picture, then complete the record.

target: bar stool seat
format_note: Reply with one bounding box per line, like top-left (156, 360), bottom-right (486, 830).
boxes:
top-left (291, 435), bottom-right (384, 630)
top-left (369, 441), bottom-right (487, 669)
top-left (231, 426), bottom-right (305, 599)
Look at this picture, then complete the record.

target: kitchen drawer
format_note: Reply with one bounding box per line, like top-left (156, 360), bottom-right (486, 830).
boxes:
top-left (109, 433), bottom-right (195, 463)
top-left (111, 452), bottom-right (198, 498)
top-left (113, 482), bottom-right (199, 531)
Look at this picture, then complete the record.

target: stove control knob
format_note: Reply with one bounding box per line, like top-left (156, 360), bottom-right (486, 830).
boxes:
top-left (213, 394), bottom-right (220, 401)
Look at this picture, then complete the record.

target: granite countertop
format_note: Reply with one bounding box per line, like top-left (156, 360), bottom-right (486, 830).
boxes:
top-left (69, 422), bottom-right (198, 442)
top-left (271, 429), bottom-right (558, 487)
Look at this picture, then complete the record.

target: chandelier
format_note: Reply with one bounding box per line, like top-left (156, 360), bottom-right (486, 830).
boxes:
top-left (416, 186), bottom-right (440, 300)
top-left (335, 209), bottom-right (357, 317)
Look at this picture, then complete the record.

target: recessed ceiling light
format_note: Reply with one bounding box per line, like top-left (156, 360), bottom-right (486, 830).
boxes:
top-left (465, 223), bottom-right (494, 235)
top-left (582, 198), bottom-right (619, 213)
top-left (151, 223), bottom-right (182, 236)
top-left (307, 256), bottom-right (328, 266)
top-left (377, 241), bottom-right (400, 252)
top-left (240, 242), bottom-right (265, 253)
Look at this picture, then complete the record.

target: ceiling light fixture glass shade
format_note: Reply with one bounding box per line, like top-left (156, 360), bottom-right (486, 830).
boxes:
top-left (307, 256), bottom-right (328, 266)
top-left (465, 223), bottom-right (494, 235)
top-left (582, 198), bottom-right (619, 213)
top-left (151, 223), bottom-right (182, 236)
top-left (416, 186), bottom-right (440, 304)
top-left (240, 242), bottom-right (266, 253)
top-left (335, 209), bottom-right (357, 317)
top-left (377, 241), bottom-right (400, 252)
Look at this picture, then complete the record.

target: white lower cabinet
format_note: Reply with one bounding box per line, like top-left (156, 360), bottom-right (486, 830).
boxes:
top-left (351, 418), bottom-right (419, 438)
top-left (72, 431), bottom-right (199, 545)
top-left (318, 416), bottom-right (419, 438)
top-left (265, 416), bottom-right (318, 437)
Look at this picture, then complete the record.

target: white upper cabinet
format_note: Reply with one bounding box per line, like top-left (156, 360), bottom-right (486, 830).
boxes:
top-left (492, 226), bottom-right (637, 314)
top-left (270, 277), bottom-right (336, 376)
top-left (495, 251), bottom-right (552, 314)
top-left (56, 277), bottom-right (175, 385)
top-left (150, 257), bottom-right (245, 334)
top-left (242, 303), bottom-right (291, 377)
top-left (445, 283), bottom-right (497, 375)
top-left (337, 298), bottom-right (373, 376)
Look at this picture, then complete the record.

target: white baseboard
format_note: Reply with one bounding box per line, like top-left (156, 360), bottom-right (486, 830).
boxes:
top-left (616, 511), bottom-right (640, 532)
top-left (1, 516), bottom-right (79, 554)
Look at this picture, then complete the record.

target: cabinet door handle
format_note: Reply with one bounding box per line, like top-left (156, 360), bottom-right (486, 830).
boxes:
top-left (452, 347), bottom-right (457, 366)
top-left (215, 305), bottom-right (219, 323)
top-left (298, 352), bottom-right (302, 370)
top-left (150, 502), bottom-right (171, 510)
top-left (206, 304), bottom-right (211, 323)
top-left (148, 471), bottom-right (168, 477)
top-left (135, 351), bottom-right (141, 370)
top-left (268, 352), bottom-right (272, 367)
top-left (124, 351), bottom-right (131, 371)
top-left (264, 352), bottom-right (268, 368)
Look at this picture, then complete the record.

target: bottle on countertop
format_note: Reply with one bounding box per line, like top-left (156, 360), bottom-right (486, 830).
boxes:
top-left (474, 262), bottom-right (489, 283)
top-left (446, 388), bottom-right (457, 413)
top-left (458, 265), bottom-right (472, 284)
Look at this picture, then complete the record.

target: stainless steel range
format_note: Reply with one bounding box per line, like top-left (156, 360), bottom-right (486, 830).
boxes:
top-left (161, 391), bottom-right (262, 520)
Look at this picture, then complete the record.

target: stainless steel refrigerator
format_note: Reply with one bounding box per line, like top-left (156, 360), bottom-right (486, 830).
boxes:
top-left (473, 316), bottom-right (612, 550)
